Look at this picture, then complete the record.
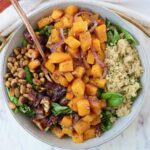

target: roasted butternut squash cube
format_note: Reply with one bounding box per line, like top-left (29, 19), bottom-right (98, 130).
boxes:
top-left (65, 5), bottom-right (79, 16)
top-left (101, 42), bottom-right (106, 51)
top-left (79, 32), bottom-right (92, 52)
top-left (84, 128), bottom-right (96, 140)
top-left (77, 99), bottom-right (90, 116)
top-left (71, 78), bottom-right (85, 96)
top-left (91, 64), bottom-right (103, 78)
top-left (68, 97), bottom-right (83, 112)
top-left (92, 38), bottom-right (101, 51)
top-left (28, 59), bottom-right (41, 70)
top-left (89, 98), bottom-right (101, 115)
top-left (85, 84), bottom-right (97, 96)
top-left (56, 45), bottom-right (64, 52)
top-left (73, 120), bottom-right (90, 134)
top-left (59, 60), bottom-right (73, 72)
top-left (72, 21), bottom-right (88, 34)
top-left (65, 92), bottom-right (74, 100)
top-left (45, 59), bottom-right (55, 73)
top-left (68, 28), bottom-right (74, 36)
top-left (48, 52), bottom-right (71, 63)
top-left (51, 127), bottom-right (64, 138)
top-left (64, 72), bottom-right (74, 82)
top-left (83, 75), bottom-right (90, 83)
top-left (61, 116), bottom-right (72, 127)
top-left (51, 9), bottom-right (63, 20)
top-left (74, 66), bottom-right (85, 78)
top-left (58, 76), bottom-right (68, 87)
top-left (62, 14), bottom-right (73, 28)
top-left (48, 29), bottom-right (61, 44)
top-left (82, 113), bottom-right (97, 123)
top-left (95, 24), bottom-right (107, 43)
top-left (37, 17), bottom-right (53, 28)
top-left (54, 21), bottom-right (64, 29)
top-left (67, 47), bottom-right (79, 56)
top-left (74, 16), bottom-right (83, 22)
top-left (90, 78), bottom-right (106, 89)
top-left (99, 99), bottom-right (107, 108)
top-left (91, 117), bottom-right (101, 125)
top-left (65, 36), bottom-right (81, 49)
top-left (87, 51), bottom-right (94, 64)
top-left (72, 133), bottom-right (84, 143)
top-left (98, 49), bottom-right (105, 61)
top-left (62, 127), bottom-right (73, 136)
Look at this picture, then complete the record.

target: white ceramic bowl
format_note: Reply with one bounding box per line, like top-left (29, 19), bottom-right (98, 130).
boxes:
top-left (1, 0), bottom-right (149, 149)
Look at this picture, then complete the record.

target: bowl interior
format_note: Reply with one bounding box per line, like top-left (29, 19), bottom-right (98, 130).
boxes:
top-left (1, 0), bottom-right (149, 149)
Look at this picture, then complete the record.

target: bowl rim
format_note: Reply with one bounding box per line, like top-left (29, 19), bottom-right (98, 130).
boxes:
top-left (1, 0), bottom-right (149, 149)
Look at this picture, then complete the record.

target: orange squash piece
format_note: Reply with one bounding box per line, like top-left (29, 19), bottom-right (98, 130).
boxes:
top-left (48, 52), bottom-right (71, 63)
top-left (73, 120), bottom-right (90, 134)
top-left (95, 24), bottom-right (107, 43)
top-left (65, 36), bottom-right (81, 49)
top-left (77, 99), bottom-right (90, 116)
top-left (79, 32), bottom-right (92, 52)
top-left (59, 60), bottom-right (73, 72)
top-left (71, 78), bottom-right (85, 96)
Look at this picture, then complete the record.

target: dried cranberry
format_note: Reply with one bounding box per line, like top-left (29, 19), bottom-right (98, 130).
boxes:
top-left (23, 30), bottom-right (33, 44)
top-left (47, 115), bottom-right (61, 127)
top-left (45, 82), bottom-right (67, 102)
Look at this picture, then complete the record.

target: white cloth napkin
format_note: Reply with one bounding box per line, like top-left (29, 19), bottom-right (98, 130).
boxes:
top-left (0, 0), bottom-right (150, 37)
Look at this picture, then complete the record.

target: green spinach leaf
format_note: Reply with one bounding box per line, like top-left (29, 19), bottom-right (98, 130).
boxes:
top-left (24, 66), bottom-right (33, 84)
top-left (106, 19), bottom-right (138, 46)
top-left (97, 88), bottom-right (104, 99)
top-left (19, 104), bottom-right (35, 117)
top-left (6, 88), bottom-right (20, 106)
top-left (7, 88), bottom-right (35, 117)
top-left (51, 102), bottom-right (73, 116)
top-left (36, 25), bottom-right (53, 37)
top-left (21, 38), bottom-right (28, 47)
top-left (101, 110), bottom-right (114, 132)
top-left (101, 92), bottom-right (124, 107)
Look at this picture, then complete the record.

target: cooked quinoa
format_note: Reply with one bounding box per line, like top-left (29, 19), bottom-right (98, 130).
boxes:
top-left (105, 39), bottom-right (143, 116)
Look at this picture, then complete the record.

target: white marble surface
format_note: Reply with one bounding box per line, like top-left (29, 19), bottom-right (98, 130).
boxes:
top-left (0, 1), bottom-right (150, 150)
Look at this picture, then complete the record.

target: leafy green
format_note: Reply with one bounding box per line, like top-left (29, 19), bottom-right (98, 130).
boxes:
top-left (6, 88), bottom-right (20, 106)
top-left (97, 88), bottom-right (104, 99)
top-left (21, 38), bottom-right (28, 47)
top-left (51, 102), bottom-right (73, 116)
top-left (101, 110), bottom-right (114, 132)
top-left (19, 104), bottom-right (35, 117)
top-left (7, 88), bottom-right (35, 117)
top-left (106, 19), bottom-right (138, 46)
top-left (36, 25), bottom-right (53, 36)
top-left (101, 92), bottom-right (124, 107)
top-left (116, 25), bottom-right (139, 45)
top-left (24, 66), bottom-right (33, 84)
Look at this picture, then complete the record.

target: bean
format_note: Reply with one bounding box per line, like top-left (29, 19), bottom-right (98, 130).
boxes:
top-left (7, 63), bottom-right (13, 70)
top-left (22, 60), bottom-right (29, 66)
top-left (18, 69), bottom-right (26, 79)
top-left (14, 48), bottom-right (20, 55)
top-left (20, 85), bottom-right (26, 94)
top-left (4, 73), bottom-right (11, 79)
top-left (10, 88), bottom-right (15, 96)
top-left (8, 101), bottom-right (16, 109)
top-left (16, 54), bottom-right (22, 60)
top-left (18, 79), bottom-right (26, 84)
top-left (11, 79), bottom-right (18, 88)
top-left (15, 88), bottom-right (20, 97)
top-left (40, 77), bottom-right (45, 84)
top-left (5, 81), bottom-right (11, 88)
